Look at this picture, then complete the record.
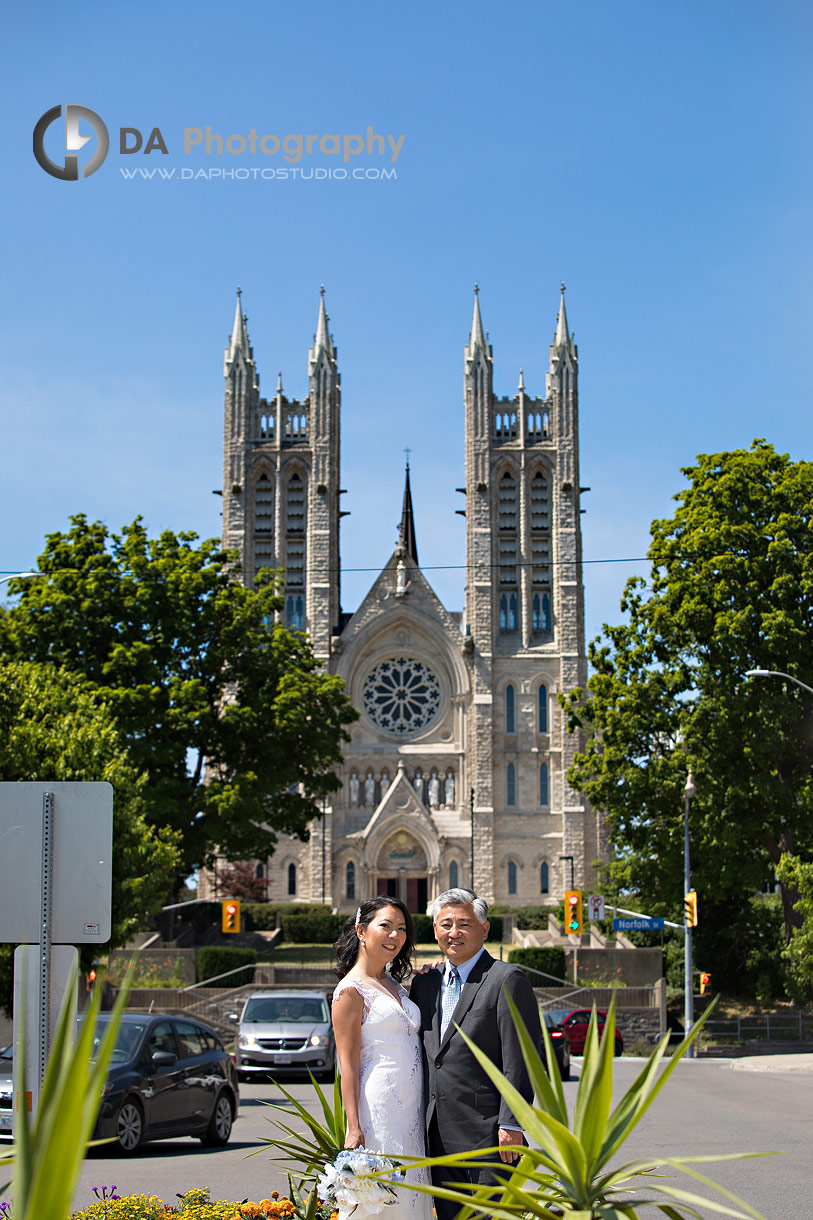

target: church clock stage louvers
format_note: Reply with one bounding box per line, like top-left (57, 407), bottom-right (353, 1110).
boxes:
top-left (206, 285), bottom-right (603, 914)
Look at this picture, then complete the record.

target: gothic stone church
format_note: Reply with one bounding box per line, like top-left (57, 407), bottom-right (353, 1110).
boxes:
top-left (207, 286), bottom-right (602, 914)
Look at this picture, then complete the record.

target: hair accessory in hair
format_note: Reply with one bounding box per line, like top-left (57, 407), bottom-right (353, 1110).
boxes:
top-left (355, 906), bottom-right (362, 926)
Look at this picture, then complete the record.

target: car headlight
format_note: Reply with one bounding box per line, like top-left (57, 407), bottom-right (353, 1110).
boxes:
top-left (309, 1034), bottom-right (329, 1047)
top-left (239, 1035), bottom-right (260, 1049)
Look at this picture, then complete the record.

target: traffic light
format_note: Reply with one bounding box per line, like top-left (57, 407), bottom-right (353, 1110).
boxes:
top-left (221, 899), bottom-right (241, 934)
top-left (699, 972), bottom-right (711, 995)
top-left (684, 891), bottom-right (698, 928)
top-left (564, 889), bottom-right (583, 935)
top-left (86, 968), bottom-right (97, 993)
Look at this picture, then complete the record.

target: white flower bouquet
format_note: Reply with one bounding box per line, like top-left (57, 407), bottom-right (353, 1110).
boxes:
top-left (317, 1148), bottom-right (405, 1220)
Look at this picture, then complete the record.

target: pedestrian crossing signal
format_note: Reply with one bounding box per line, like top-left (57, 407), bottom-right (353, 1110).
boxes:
top-left (699, 971), bottom-right (711, 995)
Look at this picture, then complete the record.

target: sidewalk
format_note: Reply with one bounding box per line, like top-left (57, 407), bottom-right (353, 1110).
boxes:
top-left (728, 1052), bottom-right (813, 1073)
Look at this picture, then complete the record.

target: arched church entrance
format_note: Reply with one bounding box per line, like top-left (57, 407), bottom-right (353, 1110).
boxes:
top-left (375, 831), bottom-right (428, 914)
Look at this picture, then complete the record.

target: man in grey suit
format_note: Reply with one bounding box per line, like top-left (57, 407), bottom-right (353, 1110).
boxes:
top-left (410, 888), bottom-right (541, 1220)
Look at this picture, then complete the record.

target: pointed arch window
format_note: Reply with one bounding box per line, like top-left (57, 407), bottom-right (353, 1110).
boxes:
top-left (449, 860), bottom-right (459, 889)
top-left (508, 860), bottom-right (517, 895)
top-left (506, 763), bottom-right (516, 807)
top-left (533, 593), bottom-right (551, 633)
top-left (346, 860), bottom-right (356, 901)
top-left (287, 862), bottom-right (297, 896)
top-left (286, 472), bottom-right (305, 533)
top-left (286, 594), bottom-right (304, 630)
top-left (498, 469), bottom-right (519, 633)
top-left (540, 861), bottom-right (549, 894)
top-left (530, 470), bottom-right (549, 531)
top-left (539, 763), bottom-right (549, 806)
top-left (530, 469), bottom-right (551, 635)
top-left (500, 593), bottom-right (518, 632)
top-left (538, 684), bottom-right (548, 733)
top-left (253, 473), bottom-right (275, 577)
top-left (505, 684), bottom-right (515, 734)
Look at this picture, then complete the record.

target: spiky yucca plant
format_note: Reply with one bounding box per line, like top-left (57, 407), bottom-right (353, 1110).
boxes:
top-left (404, 994), bottom-right (776, 1220)
top-left (0, 963), bottom-right (131, 1220)
top-left (253, 1069), bottom-right (347, 1182)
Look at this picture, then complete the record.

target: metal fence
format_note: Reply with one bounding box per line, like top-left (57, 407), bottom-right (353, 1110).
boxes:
top-left (703, 1013), bottom-right (813, 1043)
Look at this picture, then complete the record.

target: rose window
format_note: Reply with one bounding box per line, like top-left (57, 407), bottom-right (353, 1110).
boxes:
top-left (362, 657), bottom-right (442, 735)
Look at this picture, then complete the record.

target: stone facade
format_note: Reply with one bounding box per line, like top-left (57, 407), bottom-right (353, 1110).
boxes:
top-left (203, 285), bottom-right (603, 913)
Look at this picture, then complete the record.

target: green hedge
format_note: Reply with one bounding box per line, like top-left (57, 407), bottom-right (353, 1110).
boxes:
top-left (240, 903), bottom-right (338, 938)
top-left (281, 911), bottom-right (346, 943)
top-left (507, 947), bottom-right (567, 982)
top-left (197, 946), bottom-right (258, 983)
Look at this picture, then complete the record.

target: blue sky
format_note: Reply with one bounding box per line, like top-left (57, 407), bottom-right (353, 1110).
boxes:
top-left (4, 1), bottom-right (812, 642)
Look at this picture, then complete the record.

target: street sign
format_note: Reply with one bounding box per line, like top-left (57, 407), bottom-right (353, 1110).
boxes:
top-left (0, 782), bottom-right (113, 943)
top-left (587, 894), bottom-right (605, 921)
top-left (614, 917), bottom-right (664, 931)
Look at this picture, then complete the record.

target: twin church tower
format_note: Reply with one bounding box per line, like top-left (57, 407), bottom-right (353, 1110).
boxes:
top-left (214, 285), bottom-right (601, 913)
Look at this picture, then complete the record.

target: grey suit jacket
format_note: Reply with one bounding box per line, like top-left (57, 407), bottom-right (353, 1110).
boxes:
top-left (410, 951), bottom-right (541, 1153)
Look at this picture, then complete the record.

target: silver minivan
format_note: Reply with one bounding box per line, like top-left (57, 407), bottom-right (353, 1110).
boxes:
top-left (232, 990), bottom-right (335, 1082)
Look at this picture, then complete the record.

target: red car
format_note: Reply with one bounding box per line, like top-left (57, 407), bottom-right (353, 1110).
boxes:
top-left (546, 1008), bottom-right (623, 1056)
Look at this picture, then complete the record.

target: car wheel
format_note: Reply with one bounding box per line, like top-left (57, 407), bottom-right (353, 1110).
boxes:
top-left (201, 1091), bottom-right (233, 1146)
top-left (614, 1037), bottom-right (623, 1056)
top-left (114, 1098), bottom-right (144, 1155)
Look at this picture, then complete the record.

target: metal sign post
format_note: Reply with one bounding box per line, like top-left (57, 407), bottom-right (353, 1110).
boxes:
top-left (0, 782), bottom-right (113, 1124)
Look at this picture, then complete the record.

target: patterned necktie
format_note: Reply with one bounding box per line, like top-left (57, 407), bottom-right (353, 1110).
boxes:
top-left (440, 964), bottom-right (461, 1038)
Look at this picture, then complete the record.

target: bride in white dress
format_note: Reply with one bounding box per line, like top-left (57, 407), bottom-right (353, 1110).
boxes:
top-left (332, 896), bottom-right (434, 1220)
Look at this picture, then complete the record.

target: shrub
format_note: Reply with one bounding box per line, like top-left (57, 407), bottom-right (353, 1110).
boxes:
top-left (241, 903), bottom-right (337, 938)
top-left (507, 946), bottom-right (567, 982)
top-left (197, 945), bottom-right (258, 983)
top-left (280, 911), bottom-right (345, 943)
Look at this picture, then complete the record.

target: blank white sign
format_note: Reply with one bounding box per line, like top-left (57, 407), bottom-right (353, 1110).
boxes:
top-left (0, 782), bottom-right (113, 944)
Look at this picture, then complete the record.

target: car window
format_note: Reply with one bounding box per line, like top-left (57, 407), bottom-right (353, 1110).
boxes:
top-left (569, 1013), bottom-right (590, 1025)
top-left (243, 997), bottom-right (328, 1023)
top-left (79, 1019), bottom-right (147, 1062)
top-left (173, 1021), bottom-right (207, 1058)
top-left (147, 1021), bottom-right (177, 1058)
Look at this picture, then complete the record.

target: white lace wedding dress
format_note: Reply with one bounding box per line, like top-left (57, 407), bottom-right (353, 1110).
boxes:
top-left (333, 976), bottom-right (433, 1220)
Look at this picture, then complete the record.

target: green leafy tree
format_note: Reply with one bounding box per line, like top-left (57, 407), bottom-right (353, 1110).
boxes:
top-left (0, 659), bottom-right (180, 1015)
top-left (0, 516), bottom-right (358, 876)
top-left (775, 853), bottom-right (813, 1001)
top-left (563, 441), bottom-right (813, 991)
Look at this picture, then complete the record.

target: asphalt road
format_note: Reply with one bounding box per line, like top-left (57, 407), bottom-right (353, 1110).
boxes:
top-left (7, 1058), bottom-right (809, 1219)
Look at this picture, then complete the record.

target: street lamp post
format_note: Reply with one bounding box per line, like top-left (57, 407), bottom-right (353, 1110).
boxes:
top-left (0, 572), bottom-right (42, 588)
top-left (683, 770), bottom-right (695, 1058)
top-left (744, 668), bottom-right (813, 696)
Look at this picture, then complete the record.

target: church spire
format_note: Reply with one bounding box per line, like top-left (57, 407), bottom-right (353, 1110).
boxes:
top-left (470, 283), bottom-right (486, 352)
top-left (309, 285), bottom-right (338, 375)
top-left (398, 458), bottom-right (419, 565)
top-left (314, 284), bottom-right (330, 354)
top-left (227, 286), bottom-right (251, 360)
top-left (554, 282), bottom-right (573, 352)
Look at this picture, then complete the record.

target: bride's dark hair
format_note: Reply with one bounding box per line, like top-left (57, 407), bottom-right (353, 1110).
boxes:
top-left (334, 895), bottom-right (416, 982)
